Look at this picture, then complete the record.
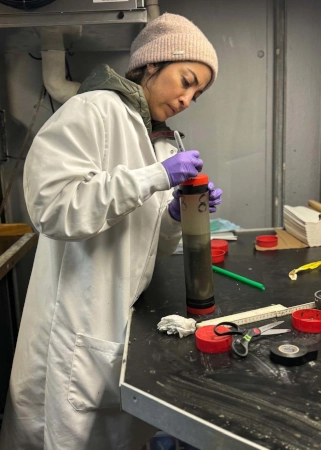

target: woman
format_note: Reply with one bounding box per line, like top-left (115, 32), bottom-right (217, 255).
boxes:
top-left (0, 13), bottom-right (222, 450)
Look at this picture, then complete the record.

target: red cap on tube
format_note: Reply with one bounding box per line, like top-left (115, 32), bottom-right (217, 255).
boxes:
top-left (180, 174), bottom-right (208, 187)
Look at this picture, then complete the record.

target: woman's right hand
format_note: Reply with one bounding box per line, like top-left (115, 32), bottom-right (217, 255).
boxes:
top-left (161, 150), bottom-right (203, 187)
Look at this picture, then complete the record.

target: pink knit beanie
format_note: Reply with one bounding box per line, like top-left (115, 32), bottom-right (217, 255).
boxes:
top-left (127, 13), bottom-right (218, 89)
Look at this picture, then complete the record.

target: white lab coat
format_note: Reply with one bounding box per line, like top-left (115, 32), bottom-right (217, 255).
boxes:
top-left (0, 91), bottom-right (181, 450)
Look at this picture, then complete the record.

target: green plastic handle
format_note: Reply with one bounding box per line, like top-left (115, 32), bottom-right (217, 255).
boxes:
top-left (212, 265), bottom-right (265, 291)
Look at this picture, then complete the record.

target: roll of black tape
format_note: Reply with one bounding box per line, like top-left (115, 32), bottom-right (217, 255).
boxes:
top-left (270, 342), bottom-right (318, 367)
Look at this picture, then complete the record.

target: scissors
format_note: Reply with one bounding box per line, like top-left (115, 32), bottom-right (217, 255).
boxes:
top-left (214, 321), bottom-right (291, 357)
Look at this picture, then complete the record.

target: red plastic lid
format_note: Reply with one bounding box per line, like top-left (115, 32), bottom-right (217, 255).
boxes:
top-left (180, 173), bottom-right (209, 187)
top-left (256, 235), bottom-right (278, 248)
top-left (292, 309), bottom-right (321, 333)
top-left (195, 325), bottom-right (232, 353)
top-left (211, 249), bottom-right (225, 263)
top-left (211, 240), bottom-right (229, 252)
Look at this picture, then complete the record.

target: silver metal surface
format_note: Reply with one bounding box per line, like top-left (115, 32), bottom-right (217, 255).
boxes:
top-left (272, 0), bottom-right (286, 227)
top-left (0, 0), bottom-right (139, 15)
top-left (0, 8), bottom-right (146, 27)
top-left (261, 329), bottom-right (291, 335)
top-left (259, 320), bottom-right (284, 333)
top-left (120, 383), bottom-right (268, 450)
top-left (174, 130), bottom-right (185, 152)
top-left (0, 109), bottom-right (7, 164)
top-left (315, 290), bottom-right (321, 310)
top-left (0, 1), bottom-right (146, 53)
top-left (0, 10), bottom-right (146, 52)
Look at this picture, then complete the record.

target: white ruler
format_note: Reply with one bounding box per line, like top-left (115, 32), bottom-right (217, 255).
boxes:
top-left (196, 302), bottom-right (316, 328)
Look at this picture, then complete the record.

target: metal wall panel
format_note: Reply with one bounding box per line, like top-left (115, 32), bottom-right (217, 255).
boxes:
top-left (0, 0), bottom-right (140, 14)
top-left (160, 0), bottom-right (273, 228)
top-left (0, 20), bottom-right (146, 53)
top-left (285, 0), bottom-right (321, 205)
top-left (0, 0), bottom-right (146, 53)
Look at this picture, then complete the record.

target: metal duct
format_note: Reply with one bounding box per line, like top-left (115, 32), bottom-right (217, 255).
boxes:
top-left (0, 0), bottom-right (56, 9)
top-left (145, 0), bottom-right (159, 22)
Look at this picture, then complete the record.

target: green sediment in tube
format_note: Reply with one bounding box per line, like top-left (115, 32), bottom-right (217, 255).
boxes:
top-left (212, 265), bottom-right (265, 290)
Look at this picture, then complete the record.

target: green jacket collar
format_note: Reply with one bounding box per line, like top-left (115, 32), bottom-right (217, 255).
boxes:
top-left (78, 65), bottom-right (184, 142)
top-left (78, 64), bottom-right (152, 135)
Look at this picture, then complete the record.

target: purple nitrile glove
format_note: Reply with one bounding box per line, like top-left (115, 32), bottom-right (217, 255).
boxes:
top-left (161, 150), bottom-right (203, 188)
top-left (168, 182), bottom-right (223, 222)
top-left (208, 181), bottom-right (223, 213)
top-left (168, 189), bottom-right (181, 221)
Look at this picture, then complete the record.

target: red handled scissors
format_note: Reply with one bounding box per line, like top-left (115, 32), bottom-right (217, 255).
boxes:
top-left (214, 321), bottom-right (291, 357)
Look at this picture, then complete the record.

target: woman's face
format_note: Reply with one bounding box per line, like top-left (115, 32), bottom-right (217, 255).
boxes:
top-left (141, 62), bottom-right (212, 122)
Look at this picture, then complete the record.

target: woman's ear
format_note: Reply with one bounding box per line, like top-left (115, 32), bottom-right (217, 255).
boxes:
top-left (147, 63), bottom-right (157, 75)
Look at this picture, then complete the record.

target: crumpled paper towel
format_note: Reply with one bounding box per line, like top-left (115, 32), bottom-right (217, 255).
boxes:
top-left (157, 314), bottom-right (197, 338)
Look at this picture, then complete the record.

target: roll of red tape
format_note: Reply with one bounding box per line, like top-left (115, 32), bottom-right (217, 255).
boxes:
top-left (292, 309), bottom-right (321, 333)
top-left (195, 325), bottom-right (232, 353)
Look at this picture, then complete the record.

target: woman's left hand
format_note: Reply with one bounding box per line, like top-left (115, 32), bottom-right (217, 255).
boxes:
top-left (208, 181), bottom-right (223, 213)
top-left (168, 181), bottom-right (223, 222)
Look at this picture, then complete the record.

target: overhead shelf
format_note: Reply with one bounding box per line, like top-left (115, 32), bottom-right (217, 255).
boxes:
top-left (0, 0), bottom-right (147, 52)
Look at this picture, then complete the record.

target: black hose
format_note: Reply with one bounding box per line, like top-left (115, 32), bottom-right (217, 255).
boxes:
top-left (28, 53), bottom-right (42, 60)
top-left (0, 0), bottom-right (56, 9)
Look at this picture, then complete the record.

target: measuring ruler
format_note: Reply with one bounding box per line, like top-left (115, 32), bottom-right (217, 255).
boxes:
top-left (196, 302), bottom-right (316, 328)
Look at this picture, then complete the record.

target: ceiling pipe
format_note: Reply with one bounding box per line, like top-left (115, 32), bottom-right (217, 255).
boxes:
top-left (145, 0), bottom-right (160, 22)
top-left (40, 27), bottom-right (81, 104)
top-left (41, 50), bottom-right (80, 104)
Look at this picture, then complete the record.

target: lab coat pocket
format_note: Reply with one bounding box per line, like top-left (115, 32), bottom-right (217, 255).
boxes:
top-left (68, 334), bottom-right (124, 411)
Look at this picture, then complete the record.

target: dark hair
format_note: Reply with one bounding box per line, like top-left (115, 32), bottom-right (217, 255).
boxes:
top-left (125, 61), bottom-right (173, 86)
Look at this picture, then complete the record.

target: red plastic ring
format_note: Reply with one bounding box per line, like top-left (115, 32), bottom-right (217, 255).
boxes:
top-left (256, 235), bottom-right (278, 248)
top-left (292, 309), bottom-right (321, 333)
top-left (211, 249), bottom-right (225, 263)
top-left (211, 240), bottom-right (229, 253)
top-left (195, 325), bottom-right (232, 353)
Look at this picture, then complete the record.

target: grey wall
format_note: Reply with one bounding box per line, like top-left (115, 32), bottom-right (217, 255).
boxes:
top-left (285, 0), bottom-right (321, 206)
top-left (159, 0), bottom-right (274, 229)
top-left (1, 0), bottom-right (321, 307)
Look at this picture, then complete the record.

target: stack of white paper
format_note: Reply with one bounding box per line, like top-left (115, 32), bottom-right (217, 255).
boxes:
top-left (284, 205), bottom-right (321, 247)
top-left (210, 231), bottom-right (237, 241)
